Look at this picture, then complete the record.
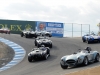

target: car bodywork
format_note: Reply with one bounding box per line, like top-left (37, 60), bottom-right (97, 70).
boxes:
top-left (34, 36), bottom-right (52, 48)
top-left (0, 27), bottom-right (10, 34)
top-left (82, 34), bottom-right (100, 44)
top-left (60, 47), bottom-right (100, 69)
top-left (28, 47), bottom-right (50, 62)
top-left (21, 29), bottom-right (36, 38)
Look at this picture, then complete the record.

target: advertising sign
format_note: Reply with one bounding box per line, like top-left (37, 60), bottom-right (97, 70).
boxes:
top-left (0, 19), bottom-right (35, 34)
top-left (36, 21), bottom-right (64, 37)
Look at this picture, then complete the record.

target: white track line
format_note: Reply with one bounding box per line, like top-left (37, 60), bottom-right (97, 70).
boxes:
top-left (0, 37), bottom-right (26, 72)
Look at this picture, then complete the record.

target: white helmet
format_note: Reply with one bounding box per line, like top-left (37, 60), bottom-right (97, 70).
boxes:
top-left (41, 45), bottom-right (45, 47)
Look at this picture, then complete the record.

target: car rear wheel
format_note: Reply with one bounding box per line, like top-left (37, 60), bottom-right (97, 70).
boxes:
top-left (95, 54), bottom-right (100, 62)
top-left (21, 33), bottom-right (24, 37)
top-left (44, 54), bottom-right (48, 60)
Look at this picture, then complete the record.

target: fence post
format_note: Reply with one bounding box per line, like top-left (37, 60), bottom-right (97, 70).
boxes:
top-left (89, 24), bottom-right (90, 34)
top-left (81, 24), bottom-right (82, 37)
top-left (72, 23), bottom-right (73, 37)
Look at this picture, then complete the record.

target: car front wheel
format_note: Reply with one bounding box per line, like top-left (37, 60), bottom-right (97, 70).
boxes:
top-left (37, 44), bottom-right (40, 48)
top-left (25, 34), bottom-right (29, 38)
top-left (60, 63), bottom-right (68, 69)
top-left (50, 44), bottom-right (52, 48)
top-left (86, 39), bottom-right (90, 44)
top-left (43, 54), bottom-right (48, 60)
top-left (21, 33), bottom-right (24, 37)
top-left (35, 42), bottom-right (37, 46)
top-left (83, 57), bottom-right (88, 66)
top-left (28, 56), bottom-right (32, 62)
top-left (83, 39), bottom-right (85, 42)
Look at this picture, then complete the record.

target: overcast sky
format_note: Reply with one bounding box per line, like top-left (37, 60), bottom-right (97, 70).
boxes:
top-left (0, 0), bottom-right (100, 33)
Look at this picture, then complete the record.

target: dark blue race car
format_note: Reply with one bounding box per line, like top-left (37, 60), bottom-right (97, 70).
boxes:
top-left (82, 33), bottom-right (100, 44)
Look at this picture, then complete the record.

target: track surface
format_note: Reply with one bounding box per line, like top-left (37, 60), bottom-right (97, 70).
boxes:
top-left (0, 34), bottom-right (100, 75)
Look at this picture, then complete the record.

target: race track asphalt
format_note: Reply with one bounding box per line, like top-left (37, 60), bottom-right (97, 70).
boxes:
top-left (0, 34), bottom-right (100, 75)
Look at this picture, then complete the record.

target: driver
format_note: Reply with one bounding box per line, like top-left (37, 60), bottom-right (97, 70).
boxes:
top-left (40, 45), bottom-right (46, 50)
top-left (85, 47), bottom-right (92, 52)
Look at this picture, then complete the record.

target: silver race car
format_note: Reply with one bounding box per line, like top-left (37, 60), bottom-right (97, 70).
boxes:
top-left (60, 47), bottom-right (100, 69)
top-left (21, 28), bottom-right (36, 38)
top-left (35, 30), bottom-right (52, 37)
top-left (82, 32), bottom-right (100, 44)
top-left (34, 36), bottom-right (52, 48)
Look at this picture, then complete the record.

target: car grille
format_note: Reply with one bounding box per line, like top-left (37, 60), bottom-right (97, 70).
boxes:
top-left (42, 42), bottom-right (49, 44)
top-left (33, 54), bottom-right (41, 57)
top-left (94, 39), bottom-right (98, 41)
top-left (66, 59), bottom-right (76, 64)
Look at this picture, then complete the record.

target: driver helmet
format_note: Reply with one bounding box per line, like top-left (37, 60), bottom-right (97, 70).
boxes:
top-left (41, 45), bottom-right (45, 47)
top-left (85, 47), bottom-right (91, 51)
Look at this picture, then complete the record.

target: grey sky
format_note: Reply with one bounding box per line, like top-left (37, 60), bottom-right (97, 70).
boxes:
top-left (0, 0), bottom-right (100, 33)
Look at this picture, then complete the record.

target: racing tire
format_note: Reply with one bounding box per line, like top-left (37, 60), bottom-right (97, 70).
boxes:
top-left (95, 54), bottom-right (100, 62)
top-left (34, 34), bottom-right (37, 38)
top-left (60, 63), bottom-right (68, 69)
top-left (21, 33), bottom-right (24, 37)
top-left (83, 57), bottom-right (89, 66)
top-left (50, 44), bottom-right (52, 48)
top-left (35, 42), bottom-right (37, 46)
top-left (25, 34), bottom-right (28, 38)
top-left (49, 35), bottom-right (52, 37)
top-left (86, 39), bottom-right (90, 44)
top-left (83, 40), bottom-right (85, 42)
top-left (49, 52), bottom-right (50, 56)
top-left (8, 32), bottom-right (10, 34)
top-left (37, 44), bottom-right (40, 48)
top-left (43, 54), bottom-right (48, 60)
top-left (47, 49), bottom-right (50, 56)
top-left (28, 56), bottom-right (32, 62)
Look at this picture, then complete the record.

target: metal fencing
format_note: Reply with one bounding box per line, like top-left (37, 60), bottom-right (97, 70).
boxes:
top-left (64, 23), bottom-right (90, 37)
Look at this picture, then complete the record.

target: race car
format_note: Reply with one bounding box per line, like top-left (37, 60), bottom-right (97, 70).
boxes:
top-left (35, 30), bottom-right (52, 37)
top-left (20, 28), bottom-right (36, 38)
top-left (82, 33), bottom-right (100, 44)
top-left (0, 27), bottom-right (10, 34)
top-left (34, 36), bottom-right (52, 48)
top-left (60, 47), bottom-right (100, 69)
top-left (28, 45), bottom-right (50, 62)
